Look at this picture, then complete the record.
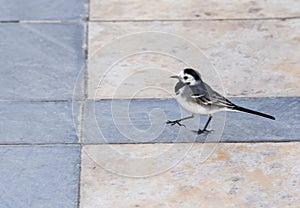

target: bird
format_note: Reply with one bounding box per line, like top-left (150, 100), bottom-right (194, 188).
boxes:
top-left (166, 68), bottom-right (275, 134)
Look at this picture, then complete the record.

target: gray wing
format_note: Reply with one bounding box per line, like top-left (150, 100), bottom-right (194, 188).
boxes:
top-left (189, 82), bottom-right (235, 108)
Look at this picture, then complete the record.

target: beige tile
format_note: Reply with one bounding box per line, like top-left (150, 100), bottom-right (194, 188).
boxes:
top-left (90, 0), bottom-right (300, 20)
top-left (80, 142), bottom-right (300, 208)
top-left (88, 20), bottom-right (300, 99)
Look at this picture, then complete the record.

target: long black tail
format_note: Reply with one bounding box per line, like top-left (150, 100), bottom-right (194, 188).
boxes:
top-left (232, 105), bottom-right (275, 120)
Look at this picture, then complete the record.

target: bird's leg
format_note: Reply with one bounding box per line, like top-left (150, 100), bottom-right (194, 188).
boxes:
top-left (197, 115), bottom-right (213, 134)
top-left (166, 114), bottom-right (194, 128)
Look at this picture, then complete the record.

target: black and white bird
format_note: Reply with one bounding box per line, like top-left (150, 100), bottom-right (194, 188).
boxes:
top-left (167, 68), bottom-right (275, 134)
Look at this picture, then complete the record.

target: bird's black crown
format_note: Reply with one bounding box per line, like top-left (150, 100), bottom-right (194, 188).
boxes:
top-left (183, 68), bottom-right (201, 80)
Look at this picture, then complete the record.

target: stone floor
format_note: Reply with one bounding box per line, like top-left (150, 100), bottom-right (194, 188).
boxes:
top-left (0, 0), bottom-right (299, 207)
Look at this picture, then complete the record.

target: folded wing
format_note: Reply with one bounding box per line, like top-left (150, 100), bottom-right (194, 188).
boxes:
top-left (189, 82), bottom-right (235, 108)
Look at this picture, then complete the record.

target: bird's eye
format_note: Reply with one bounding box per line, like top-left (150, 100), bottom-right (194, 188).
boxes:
top-left (183, 76), bottom-right (188, 80)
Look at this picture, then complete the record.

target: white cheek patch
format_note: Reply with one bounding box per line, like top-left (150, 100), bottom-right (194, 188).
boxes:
top-left (188, 76), bottom-right (194, 82)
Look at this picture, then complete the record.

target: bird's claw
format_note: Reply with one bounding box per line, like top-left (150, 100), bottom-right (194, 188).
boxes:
top-left (166, 120), bottom-right (186, 128)
top-left (193, 129), bottom-right (213, 135)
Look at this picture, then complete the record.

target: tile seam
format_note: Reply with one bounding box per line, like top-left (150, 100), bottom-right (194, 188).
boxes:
top-left (77, 0), bottom-right (91, 207)
top-left (0, 140), bottom-right (299, 146)
top-left (80, 140), bottom-right (300, 145)
top-left (89, 16), bottom-right (300, 22)
top-left (0, 143), bottom-right (80, 146)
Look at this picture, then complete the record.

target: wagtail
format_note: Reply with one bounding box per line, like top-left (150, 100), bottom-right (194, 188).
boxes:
top-left (167, 68), bottom-right (275, 134)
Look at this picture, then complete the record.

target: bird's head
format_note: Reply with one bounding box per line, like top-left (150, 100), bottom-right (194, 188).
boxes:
top-left (170, 68), bottom-right (201, 85)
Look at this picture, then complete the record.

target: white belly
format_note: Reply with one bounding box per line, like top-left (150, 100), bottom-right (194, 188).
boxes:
top-left (175, 94), bottom-right (225, 115)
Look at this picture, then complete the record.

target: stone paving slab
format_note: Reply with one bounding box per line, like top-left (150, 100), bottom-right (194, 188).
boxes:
top-left (88, 20), bottom-right (300, 99)
top-left (0, 23), bottom-right (85, 101)
top-left (0, 101), bottom-right (79, 144)
top-left (0, 145), bottom-right (80, 208)
top-left (0, 0), bottom-right (85, 21)
top-left (82, 97), bottom-right (299, 143)
top-left (80, 142), bottom-right (300, 208)
top-left (90, 0), bottom-right (300, 21)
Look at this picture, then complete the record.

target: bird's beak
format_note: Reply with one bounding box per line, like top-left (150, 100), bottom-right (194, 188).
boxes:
top-left (170, 75), bottom-right (179, 79)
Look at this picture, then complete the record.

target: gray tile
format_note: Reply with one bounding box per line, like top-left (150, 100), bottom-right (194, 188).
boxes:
top-left (83, 97), bottom-right (300, 143)
top-left (222, 97), bottom-right (300, 142)
top-left (0, 101), bottom-right (79, 143)
top-left (0, 0), bottom-right (85, 21)
top-left (0, 145), bottom-right (80, 208)
top-left (0, 23), bottom-right (85, 100)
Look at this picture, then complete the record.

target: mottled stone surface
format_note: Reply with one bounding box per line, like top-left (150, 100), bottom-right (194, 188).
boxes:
top-left (80, 142), bottom-right (300, 207)
top-left (82, 97), bottom-right (300, 143)
top-left (0, 102), bottom-right (79, 143)
top-left (88, 20), bottom-right (300, 99)
top-left (0, 0), bottom-right (85, 20)
top-left (0, 145), bottom-right (80, 208)
top-left (0, 23), bottom-right (85, 100)
top-left (90, 0), bottom-right (300, 20)
top-left (0, 1), bottom-right (299, 207)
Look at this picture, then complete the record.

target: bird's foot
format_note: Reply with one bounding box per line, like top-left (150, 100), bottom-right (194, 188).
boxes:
top-left (166, 120), bottom-right (186, 128)
top-left (193, 129), bottom-right (213, 135)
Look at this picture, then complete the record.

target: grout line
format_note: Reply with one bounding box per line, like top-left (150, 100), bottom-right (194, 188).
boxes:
top-left (0, 96), bottom-right (297, 103)
top-left (0, 99), bottom-right (85, 103)
top-left (0, 16), bottom-right (298, 24)
top-left (0, 20), bottom-right (20, 23)
top-left (77, 0), bottom-right (91, 207)
top-left (0, 143), bottom-right (80, 146)
top-left (82, 96), bottom-right (300, 102)
top-left (0, 140), bottom-right (299, 146)
top-left (84, 19), bottom-right (89, 100)
top-left (80, 140), bottom-right (300, 145)
top-left (0, 19), bottom-right (84, 24)
top-left (89, 16), bottom-right (300, 23)
top-left (77, 143), bottom-right (83, 208)
top-left (77, 101), bottom-right (85, 143)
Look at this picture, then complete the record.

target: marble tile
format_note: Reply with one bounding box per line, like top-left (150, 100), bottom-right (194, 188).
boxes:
top-left (0, 145), bottom-right (80, 208)
top-left (90, 0), bottom-right (300, 20)
top-left (0, 101), bottom-right (80, 143)
top-left (82, 97), bottom-right (299, 143)
top-left (81, 142), bottom-right (300, 208)
top-left (88, 20), bottom-right (300, 99)
top-left (0, 23), bottom-right (85, 100)
top-left (0, 0), bottom-right (85, 21)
